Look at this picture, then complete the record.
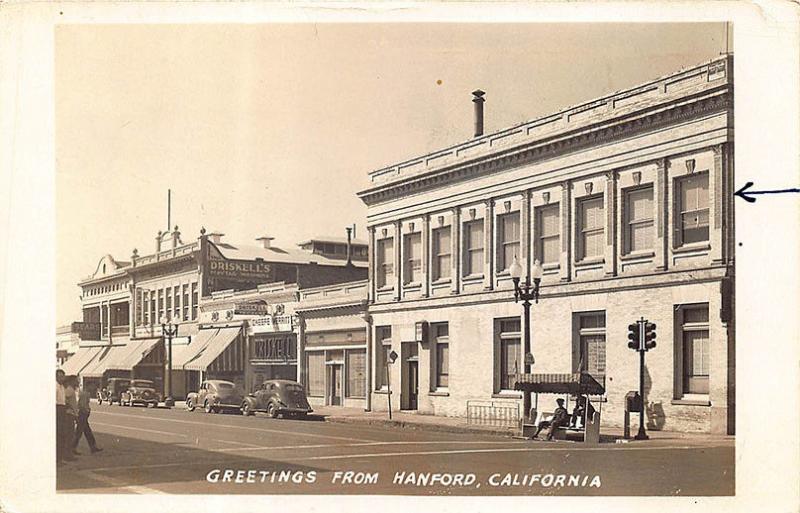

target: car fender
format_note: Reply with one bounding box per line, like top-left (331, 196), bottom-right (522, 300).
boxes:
top-left (242, 396), bottom-right (257, 408)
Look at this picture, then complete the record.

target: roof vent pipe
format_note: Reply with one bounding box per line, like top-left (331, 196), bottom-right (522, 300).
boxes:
top-left (472, 89), bottom-right (486, 137)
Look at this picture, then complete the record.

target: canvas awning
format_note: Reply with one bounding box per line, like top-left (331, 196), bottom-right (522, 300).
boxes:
top-left (80, 338), bottom-right (161, 377)
top-left (182, 327), bottom-right (241, 371)
top-left (514, 373), bottom-right (605, 396)
top-left (60, 346), bottom-right (103, 376)
top-left (81, 343), bottom-right (126, 378)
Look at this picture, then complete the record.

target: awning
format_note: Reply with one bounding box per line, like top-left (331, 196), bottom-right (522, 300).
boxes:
top-left (59, 346), bottom-right (103, 375)
top-left (80, 338), bottom-right (161, 377)
top-left (514, 373), bottom-right (605, 396)
top-left (171, 329), bottom-right (219, 368)
top-left (183, 327), bottom-right (241, 371)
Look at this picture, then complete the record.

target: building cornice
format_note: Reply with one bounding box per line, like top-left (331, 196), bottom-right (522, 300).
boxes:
top-left (358, 56), bottom-right (732, 207)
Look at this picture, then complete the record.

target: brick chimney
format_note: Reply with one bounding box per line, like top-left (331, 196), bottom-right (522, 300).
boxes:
top-left (256, 236), bottom-right (274, 249)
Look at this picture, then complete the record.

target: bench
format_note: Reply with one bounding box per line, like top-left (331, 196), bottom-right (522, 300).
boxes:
top-left (523, 409), bottom-right (601, 443)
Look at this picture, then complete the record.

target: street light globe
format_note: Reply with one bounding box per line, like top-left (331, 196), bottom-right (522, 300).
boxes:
top-left (508, 256), bottom-right (523, 280)
top-left (532, 259), bottom-right (544, 280)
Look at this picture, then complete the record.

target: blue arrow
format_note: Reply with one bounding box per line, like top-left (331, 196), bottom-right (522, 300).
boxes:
top-left (734, 181), bottom-right (800, 203)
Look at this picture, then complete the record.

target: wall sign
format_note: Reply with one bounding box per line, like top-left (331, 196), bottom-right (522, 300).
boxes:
top-left (251, 335), bottom-right (297, 362)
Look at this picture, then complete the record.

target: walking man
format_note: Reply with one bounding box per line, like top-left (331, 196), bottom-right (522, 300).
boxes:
top-left (73, 377), bottom-right (103, 454)
top-left (56, 369), bottom-right (74, 464)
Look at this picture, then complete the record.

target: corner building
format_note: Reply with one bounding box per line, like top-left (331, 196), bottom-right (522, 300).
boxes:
top-left (358, 56), bottom-right (734, 434)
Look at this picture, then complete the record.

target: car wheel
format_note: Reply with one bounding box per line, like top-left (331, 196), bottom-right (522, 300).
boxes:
top-left (204, 400), bottom-right (214, 414)
top-left (241, 402), bottom-right (252, 416)
top-left (267, 402), bottom-right (279, 419)
top-left (186, 399), bottom-right (195, 412)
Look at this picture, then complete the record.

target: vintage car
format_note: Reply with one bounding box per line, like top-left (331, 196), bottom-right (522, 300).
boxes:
top-left (241, 379), bottom-right (313, 419)
top-left (186, 380), bottom-right (245, 414)
top-left (120, 379), bottom-right (161, 407)
top-left (97, 377), bottom-right (130, 405)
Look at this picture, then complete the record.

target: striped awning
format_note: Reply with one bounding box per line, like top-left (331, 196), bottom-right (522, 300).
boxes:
top-left (181, 327), bottom-right (241, 371)
top-left (60, 346), bottom-right (103, 376)
top-left (514, 373), bottom-right (605, 396)
top-left (81, 338), bottom-right (161, 377)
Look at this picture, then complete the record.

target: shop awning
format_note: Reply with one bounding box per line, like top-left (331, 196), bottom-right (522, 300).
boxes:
top-left (106, 338), bottom-right (162, 371)
top-left (59, 346), bottom-right (103, 376)
top-left (514, 373), bottom-right (605, 396)
top-left (81, 343), bottom-right (126, 378)
top-left (183, 327), bottom-right (241, 371)
top-left (171, 329), bottom-right (219, 368)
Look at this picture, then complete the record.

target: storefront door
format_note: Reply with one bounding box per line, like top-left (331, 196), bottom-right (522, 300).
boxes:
top-left (408, 361), bottom-right (418, 410)
top-left (329, 364), bottom-right (343, 406)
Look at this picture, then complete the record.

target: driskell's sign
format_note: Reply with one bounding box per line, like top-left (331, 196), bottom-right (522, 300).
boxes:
top-left (252, 335), bottom-right (297, 362)
top-left (208, 259), bottom-right (272, 280)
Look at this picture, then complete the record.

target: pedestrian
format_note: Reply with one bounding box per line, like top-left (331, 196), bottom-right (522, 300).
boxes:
top-left (73, 376), bottom-right (103, 454)
top-left (56, 369), bottom-right (75, 464)
top-left (64, 375), bottom-right (80, 456)
top-left (532, 398), bottom-right (570, 440)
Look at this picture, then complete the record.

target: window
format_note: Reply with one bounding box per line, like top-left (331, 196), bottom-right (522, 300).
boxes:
top-left (375, 327), bottom-right (392, 389)
top-left (577, 197), bottom-right (604, 260)
top-left (376, 238), bottom-right (394, 288)
top-left (191, 282), bottom-right (198, 320)
top-left (307, 352), bottom-right (325, 397)
top-left (497, 319), bottom-right (521, 391)
top-left (677, 173), bottom-right (709, 245)
top-left (680, 305), bottom-right (710, 395)
top-left (165, 289), bottom-right (172, 320)
top-left (463, 220), bottom-right (484, 277)
top-left (157, 289), bottom-right (164, 322)
top-left (173, 286), bottom-right (180, 319)
top-left (497, 213), bottom-right (520, 272)
top-left (536, 204), bottom-right (560, 265)
top-left (346, 349), bottom-right (366, 398)
top-left (431, 227), bottom-right (451, 281)
top-left (432, 323), bottom-right (449, 389)
top-left (624, 187), bottom-right (654, 254)
top-left (182, 284), bottom-right (189, 321)
top-left (576, 312), bottom-right (606, 379)
top-left (150, 292), bottom-right (156, 325)
top-left (403, 232), bottom-right (422, 284)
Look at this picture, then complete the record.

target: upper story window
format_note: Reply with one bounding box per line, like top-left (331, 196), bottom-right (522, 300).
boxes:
top-left (462, 220), bottom-right (484, 277)
top-left (676, 173), bottom-right (709, 246)
top-left (624, 187), bottom-right (654, 254)
top-left (497, 212), bottom-right (520, 273)
top-left (403, 232), bottom-right (422, 284)
top-left (431, 226), bottom-right (451, 281)
top-left (376, 237), bottom-right (394, 288)
top-left (182, 284), bottom-right (189, 321)
top-left (536, 204), bottom-right (560, 265)
top-left (577, 196), bottom-right (604, 261)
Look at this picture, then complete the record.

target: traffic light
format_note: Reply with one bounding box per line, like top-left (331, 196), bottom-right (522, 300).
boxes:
top-left (627, 323), bottom-right (640, 350)
top-left (644, 322), bottom-right (657, 349)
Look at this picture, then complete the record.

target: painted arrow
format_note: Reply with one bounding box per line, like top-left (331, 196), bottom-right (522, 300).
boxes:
top-left (734, 181), bottom-right (800, 203)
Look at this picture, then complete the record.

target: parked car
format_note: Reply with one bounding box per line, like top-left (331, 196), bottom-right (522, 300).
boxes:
top-left (97, 377), bottom-right (130, 405)
top-left (186, 380), bottom-right (245, 414)
top-left (120, 379), bottom-right (161, 407)
top-left (241, 379), bottom-right (313, 419)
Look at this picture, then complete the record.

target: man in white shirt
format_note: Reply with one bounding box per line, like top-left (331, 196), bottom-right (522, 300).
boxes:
top-left (56, 369), bottom-right (75, 464)
top-left (73, 378), bottom-right (102, 454)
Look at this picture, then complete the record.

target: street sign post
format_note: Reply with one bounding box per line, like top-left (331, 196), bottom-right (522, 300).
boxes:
top-left (387, 350), bottom-right (398, 420)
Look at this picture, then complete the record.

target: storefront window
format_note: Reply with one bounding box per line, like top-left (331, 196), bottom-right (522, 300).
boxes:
top-left (307, 352), bottom-right (325, 397)
top-left (346, 349), bottom-right (366, 398)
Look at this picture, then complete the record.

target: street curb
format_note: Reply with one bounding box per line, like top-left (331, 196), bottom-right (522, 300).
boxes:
top-left (323, 415), bottom-right (518, 437)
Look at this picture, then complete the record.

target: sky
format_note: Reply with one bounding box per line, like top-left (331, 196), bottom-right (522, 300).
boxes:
top-left (56, 23), bottom-right (729, 325)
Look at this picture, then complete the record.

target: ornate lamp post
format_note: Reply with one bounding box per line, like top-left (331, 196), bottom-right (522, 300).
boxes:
top-left (508, 257), bottom-right (544, 422)
top-left (160, 314), bottom-right (178, 407)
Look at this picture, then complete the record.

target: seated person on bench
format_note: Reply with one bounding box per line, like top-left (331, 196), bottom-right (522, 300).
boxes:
top-left (569, 396), bottom-right (597, 428)
top-left (532, 398), bottom-right (570, 440)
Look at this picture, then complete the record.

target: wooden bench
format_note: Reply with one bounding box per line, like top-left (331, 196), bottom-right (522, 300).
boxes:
top-left (524, 409), bottom-right (601, 443)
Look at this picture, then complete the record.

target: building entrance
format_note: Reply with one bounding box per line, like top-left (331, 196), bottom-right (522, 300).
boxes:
top-left (329, 364), bottom-right (343, 406)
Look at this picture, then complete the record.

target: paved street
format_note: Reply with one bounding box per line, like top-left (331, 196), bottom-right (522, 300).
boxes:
top-left (57, 402), bottom-right (734, 495)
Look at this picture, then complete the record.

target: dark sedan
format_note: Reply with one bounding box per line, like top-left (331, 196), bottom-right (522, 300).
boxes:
top-left (241, 379), bottom-right (313, 418)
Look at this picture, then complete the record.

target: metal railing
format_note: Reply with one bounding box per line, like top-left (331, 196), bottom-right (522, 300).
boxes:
top-left (466, 400), bottom-right (521, 427)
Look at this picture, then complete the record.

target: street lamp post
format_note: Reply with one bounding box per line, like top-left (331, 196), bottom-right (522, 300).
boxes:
top-left (160, 315), bottom-right (178, 407)
top-left (508, 257), bottom-right (544, 422)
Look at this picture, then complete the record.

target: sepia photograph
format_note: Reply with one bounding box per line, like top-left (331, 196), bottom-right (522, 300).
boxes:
top-left (1, 2), bottom-right (799, 513)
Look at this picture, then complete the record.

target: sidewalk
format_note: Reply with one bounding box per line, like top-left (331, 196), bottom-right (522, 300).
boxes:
top-left (314, 405), bottom-right (735, 445)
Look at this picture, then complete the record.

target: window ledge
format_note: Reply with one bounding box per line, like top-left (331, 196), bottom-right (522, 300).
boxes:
top-left (492, 392), bottom-right (522, 399)
top-left (574, 257), bottom-right (605, 267)
top-left (542, 263), bottom-right (560, 271)
top-left (403, 282), bottom-right (422, 290)
top-left (431, 278), bottom-right (452, 286)
top-left (374, 389), bottom-right (392, 395)
top-left (495, 270), bottom-right (511, 277)
top-left (671, 398), bottom-right (711, 406)
top-left (673, 242), bottom-right (711, 254)
top-left (462, 273), bottom-right (484, 282)
top-left (376, 286), bottom-right (395, 293)
top-left (428, 391), bottom-right (450, 397)
top-left (620, 250), bottom-right (655, 261)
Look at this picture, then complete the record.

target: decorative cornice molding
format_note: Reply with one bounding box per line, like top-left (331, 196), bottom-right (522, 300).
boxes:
top-left (359, 89), bottom-right (731, 206)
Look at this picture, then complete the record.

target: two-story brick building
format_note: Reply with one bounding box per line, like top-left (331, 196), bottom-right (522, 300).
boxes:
top-left (358, 56), bottom-right (735, 434)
